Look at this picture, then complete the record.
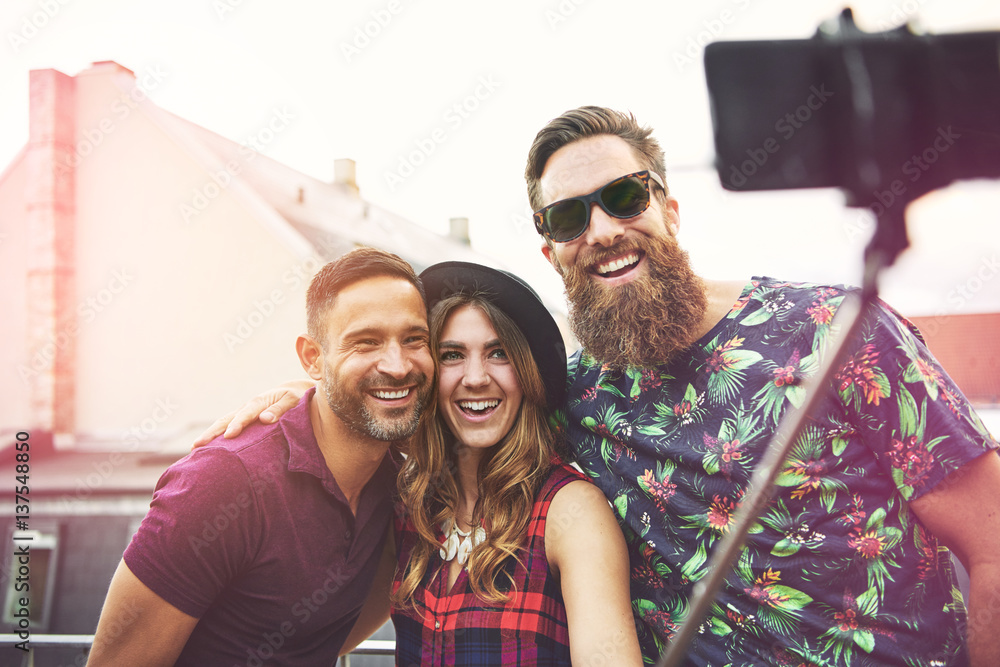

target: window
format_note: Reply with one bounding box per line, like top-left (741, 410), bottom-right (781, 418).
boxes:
top-left (3, 526), bottom-right (59, 631)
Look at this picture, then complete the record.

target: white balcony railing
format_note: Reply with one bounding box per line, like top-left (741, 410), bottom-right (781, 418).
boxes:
top-left (0, 634), bottom-right (395, 666)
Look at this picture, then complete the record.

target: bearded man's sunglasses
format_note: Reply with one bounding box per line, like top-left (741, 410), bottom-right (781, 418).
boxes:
top-left (533, 170), bottom-right (666, 243)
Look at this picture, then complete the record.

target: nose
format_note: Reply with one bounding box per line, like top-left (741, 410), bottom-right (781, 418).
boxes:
top-left (461, 356), bottom-right (490, 389)
top-left (376, 341), bottom-right (411, 379)
top-left (584, 203), bottom-right (626, 247)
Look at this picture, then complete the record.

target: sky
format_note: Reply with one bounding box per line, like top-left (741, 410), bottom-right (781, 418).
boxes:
top-left (2, 0), bottom-right (999, 317)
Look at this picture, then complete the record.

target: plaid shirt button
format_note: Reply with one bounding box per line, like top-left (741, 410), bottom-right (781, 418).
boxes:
top-left (434, 621), bottom-right (440, 629)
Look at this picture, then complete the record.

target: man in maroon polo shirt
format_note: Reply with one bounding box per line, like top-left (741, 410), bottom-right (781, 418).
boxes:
top-left (87, 248), bottom-right (434, 667)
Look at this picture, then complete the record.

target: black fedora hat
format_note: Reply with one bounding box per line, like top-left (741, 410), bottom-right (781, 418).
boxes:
top-left (419, 261), bottom-right (567, 410)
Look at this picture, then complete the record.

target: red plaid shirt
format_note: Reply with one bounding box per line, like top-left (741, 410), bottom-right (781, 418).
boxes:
top-left (392, 461), bottom-right (585, 666)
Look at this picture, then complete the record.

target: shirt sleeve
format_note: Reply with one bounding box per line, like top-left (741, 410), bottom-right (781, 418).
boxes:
top-left (836, 299), bottom-right (998, 501)
top-left (123, 447), bottom-right (261, 618)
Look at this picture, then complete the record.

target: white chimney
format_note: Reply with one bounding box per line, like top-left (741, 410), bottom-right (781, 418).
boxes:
top-left (334, 158), bottom-right (358, 194)
top-left (449, 217), bottom-right (470, 245)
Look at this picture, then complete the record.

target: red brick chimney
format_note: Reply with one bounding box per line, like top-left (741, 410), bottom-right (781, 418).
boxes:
top-left (26, 68), bottom-right (77, 447)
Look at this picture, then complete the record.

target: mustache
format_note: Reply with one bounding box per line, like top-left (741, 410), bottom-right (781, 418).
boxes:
top-left (357, 371), bottom-right (429, 391)
top-left (574, 240), bottom-right (645, 270)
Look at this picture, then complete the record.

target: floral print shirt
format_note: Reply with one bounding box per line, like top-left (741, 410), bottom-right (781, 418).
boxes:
top-left (558, 277), bottom-right (997, 666)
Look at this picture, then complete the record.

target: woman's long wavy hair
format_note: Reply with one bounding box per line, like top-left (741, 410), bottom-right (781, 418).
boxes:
top-left (393, 293), bottom-right (561, 606)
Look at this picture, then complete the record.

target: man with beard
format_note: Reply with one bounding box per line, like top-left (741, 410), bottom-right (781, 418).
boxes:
top-left (200, 108), bottom-right (1000, 666)
top-left (525, 106), bottom-right (1000, 666)
top-left (88, 248), bottom-right (433, 667)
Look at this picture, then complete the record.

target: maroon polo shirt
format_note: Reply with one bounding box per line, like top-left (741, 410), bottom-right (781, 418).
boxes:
top-left (124, 387), bottom-right (396, 666)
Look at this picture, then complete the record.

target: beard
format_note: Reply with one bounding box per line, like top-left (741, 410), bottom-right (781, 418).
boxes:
top-left (554, 228), bottom-right (708, 370)
top-left (322, 368), bottom-right (430, 442)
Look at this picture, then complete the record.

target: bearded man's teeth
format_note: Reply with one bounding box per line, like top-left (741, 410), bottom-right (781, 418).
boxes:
top-left (374, 389), bottom-right (410, 399)
top-left (459, 400), bottom-right (499, 411)
top-left (597, 253), bottom-right (639, 275)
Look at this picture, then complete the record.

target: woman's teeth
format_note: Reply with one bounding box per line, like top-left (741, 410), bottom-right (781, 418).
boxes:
top-left (459, 400), bottom-right (499, 413)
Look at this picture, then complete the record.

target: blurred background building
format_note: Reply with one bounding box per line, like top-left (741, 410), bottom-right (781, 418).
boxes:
top-left (0, 61), bottom-right (545, 667)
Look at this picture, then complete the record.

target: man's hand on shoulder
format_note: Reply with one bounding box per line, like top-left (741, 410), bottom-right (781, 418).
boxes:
top-left (192, 379), bottom-right (314, 449)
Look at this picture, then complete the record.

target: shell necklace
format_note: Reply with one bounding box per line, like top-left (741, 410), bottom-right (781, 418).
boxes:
top-left (439, 517), bottom-right (486, 566)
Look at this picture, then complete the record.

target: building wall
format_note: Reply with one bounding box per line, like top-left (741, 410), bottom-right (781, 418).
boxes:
top-left (0, 155), bottom-right (30, 443)
top-left (33, 65), bottom-right (321, 443)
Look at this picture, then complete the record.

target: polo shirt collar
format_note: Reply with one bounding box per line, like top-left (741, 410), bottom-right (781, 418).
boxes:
top-left (281, 386), bottom-right (397, 501)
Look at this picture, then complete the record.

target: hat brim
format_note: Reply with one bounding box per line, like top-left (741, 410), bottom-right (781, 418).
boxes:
top-left (420, 262), bottom-right (567, 411)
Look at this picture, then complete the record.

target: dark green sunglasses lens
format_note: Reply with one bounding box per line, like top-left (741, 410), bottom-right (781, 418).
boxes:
top-left (546, 200), bottom-right (588, 241)
top-left (602, 177), bottom-right (648, 217)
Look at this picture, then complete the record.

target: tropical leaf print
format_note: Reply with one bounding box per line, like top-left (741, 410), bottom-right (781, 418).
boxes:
top-left (835, 342), bottom-right (891, 410)
top-left (769, 640), bottom-right (828, 667)
top-left (848, 506), bottom-right (904, 594)
top-left (679, 541), bottom-right (710, 584)
top-left (681, 493), bottom-right (741, 546)
top-left (573, 350), bottom-right (595, 372)
top-left (775, 425), bottom-right (847, 511)
top-left (637, 460), bottom-right (678, 515)
top-left (734, 555), bottom-right (814, 635)
top-left (824, 415), bottom-right (859, 458)
top-left (583, 404), bottom-right (636, 467)
top-left (696, 608), bottom-right (735, 640)
top-left (634, 595), bottom-right (683, 650)
top-left (900, 339), bottom-right (944, 402)
top-left (806, 287), bottom-right (845, 350)
top-left (636, 383), bottom-right (708, 440)
top-left (819, 587), bottom-right (899, 663)
top-left (636, 367), bottom-right (671, 399)
top-left (889, 385), bottom-right (952, 498)
top-left (727, 279), bottom-right (762, 320)
top-left (695, 405), bottom-right (763, 482)
top-left (631, 541), bottom-right (677, 602)
top-left (612, 491), bottom-right (629, 521)
top-left (701, 335), bottom-right (763, 404)
top-left (758, 499), bottom-right (827, 558)
top-left (753, 348), bottom-right (819, 425)
top-left (716, 601), bottom-right (765, 650)
top-left (740, 287), bottom-right (796, 327)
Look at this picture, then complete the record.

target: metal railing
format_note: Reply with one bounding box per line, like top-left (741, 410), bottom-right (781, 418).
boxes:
top-left (0, 634), bottom-right (395, 666)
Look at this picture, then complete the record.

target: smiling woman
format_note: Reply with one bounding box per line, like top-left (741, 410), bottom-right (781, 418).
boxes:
top-left (389, 261), bottom-right (643, 666)
top-left (436, 304), bottom-right (525, 452)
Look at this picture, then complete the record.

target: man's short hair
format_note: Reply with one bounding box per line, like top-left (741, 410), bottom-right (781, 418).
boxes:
top-left (306, 247), bottom-right (425, 345)
top-left (524, 106), bottom-right (669, 212)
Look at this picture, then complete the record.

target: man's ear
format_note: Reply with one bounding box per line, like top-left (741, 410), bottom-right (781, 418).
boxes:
top-left (541, 240), bottom-right (565, 276)
top-left (663, 195), bottom-right (681, 236)
top-left (541, 242), bottom-right (553, 265)
top-left (296, 335), bottom-right (325, 380)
